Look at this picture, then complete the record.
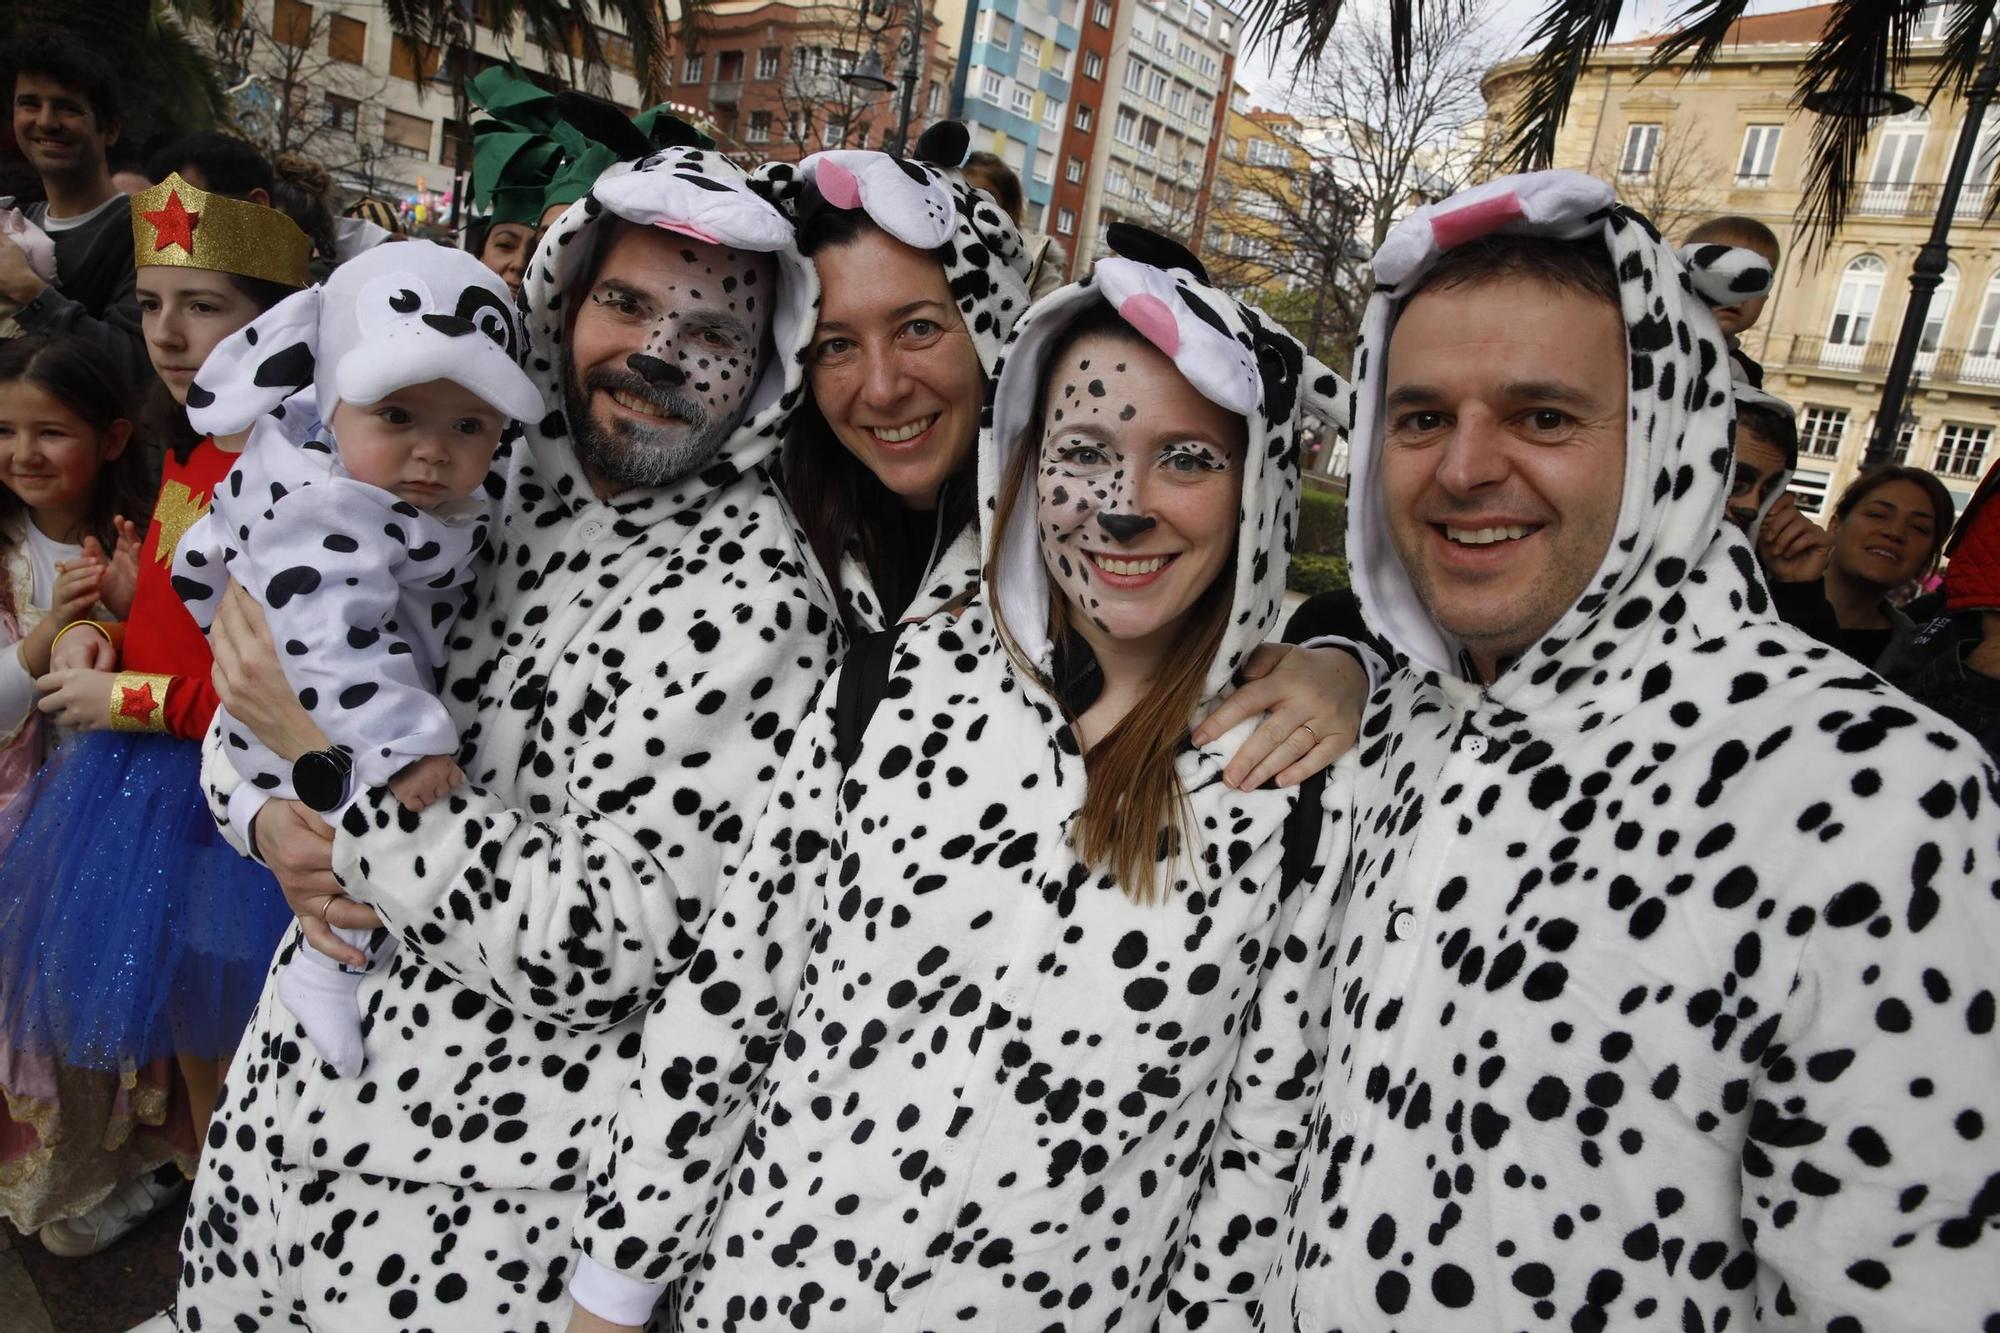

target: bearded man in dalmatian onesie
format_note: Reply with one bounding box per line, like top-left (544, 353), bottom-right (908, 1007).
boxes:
top-left (176, 146), bottom-right (843, 1331)
top-left (1264, 171), bottom-right (2000, 1330)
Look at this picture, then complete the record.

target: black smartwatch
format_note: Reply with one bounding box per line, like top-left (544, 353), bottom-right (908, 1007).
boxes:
top-left (292, 746), bottom-right (355, 814)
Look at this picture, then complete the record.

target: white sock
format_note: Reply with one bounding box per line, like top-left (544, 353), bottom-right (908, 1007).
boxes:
top-left (278, 952), bottom-right (368, 1079)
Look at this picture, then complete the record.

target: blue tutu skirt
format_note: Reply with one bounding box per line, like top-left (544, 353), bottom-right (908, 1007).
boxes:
top-left (0, 730), bottom-right (293, 1069)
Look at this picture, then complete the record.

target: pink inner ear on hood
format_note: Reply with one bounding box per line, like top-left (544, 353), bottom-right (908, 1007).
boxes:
top-left (1431, 192), bottom-right (1525, 251)
top-left (655, 220), bottom-right (722, 246)
top-left (1120, 293), bottom-right (1180, 358)
top-left (815, 158), bottom-right (863, 210)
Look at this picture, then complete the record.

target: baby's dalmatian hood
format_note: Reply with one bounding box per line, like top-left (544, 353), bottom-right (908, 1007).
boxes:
top-left (186, 239), bottom-right (542, 445)
top-left (1347, 169), bottom-right (1773, 709)
top-left (748, 121), bottom-right (1033, 375)
top-left (518, 146), bottom-right (817, 515)
top-left (983, 224), bottom-right (1349, 704)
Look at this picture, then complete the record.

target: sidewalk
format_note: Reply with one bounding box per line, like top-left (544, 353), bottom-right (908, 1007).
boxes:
top-left (2, 1202), bottom-right (181, 1332)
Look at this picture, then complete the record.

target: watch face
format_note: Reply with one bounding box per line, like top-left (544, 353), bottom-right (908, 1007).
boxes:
top-left (295, 751), bottom-right (343, 811)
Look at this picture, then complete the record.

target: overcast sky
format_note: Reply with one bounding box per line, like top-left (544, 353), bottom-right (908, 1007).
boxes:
top-left (1233, 0), bottom-right (1811, 110)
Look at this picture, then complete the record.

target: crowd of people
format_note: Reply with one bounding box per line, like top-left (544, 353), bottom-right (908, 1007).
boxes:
top-left (0, 22), bottom-right (1993, 1333)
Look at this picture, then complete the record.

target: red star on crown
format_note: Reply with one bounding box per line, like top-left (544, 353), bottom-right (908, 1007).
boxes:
top-left (142, 190), bottom-right (200, 255)
top-left (118, 681), bottom-right (159, 721)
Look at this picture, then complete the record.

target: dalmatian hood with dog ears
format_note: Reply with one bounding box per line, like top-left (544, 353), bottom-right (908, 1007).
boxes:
top-left (1345, 169), bottom-right (1776, 710)
top-left (983, 224), bottom-right (1348, 706)
top-left (516, 145), bottom-right (818, 517)
top-left (187, 238), bottom-right (543, 443)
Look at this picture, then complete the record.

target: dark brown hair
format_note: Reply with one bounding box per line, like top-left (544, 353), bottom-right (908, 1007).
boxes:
top-left (961, 151), bottom-right (1023, 222)
top-left (989, 302), bottom-right (1242, 903)
top-left (0, 336), bottom-right (156, 562)
top-left (1833, 464), bottom-right (1956, 577)
top-left (1404, 232), bottom-right (1620, 312)
top-left (144, 271), bottom-right (304, 465)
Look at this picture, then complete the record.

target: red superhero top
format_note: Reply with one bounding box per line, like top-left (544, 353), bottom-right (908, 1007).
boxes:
top-left (1946, 457), bottom-right (2000, 616)
top-left (121, 437), bottom-right (235, 740)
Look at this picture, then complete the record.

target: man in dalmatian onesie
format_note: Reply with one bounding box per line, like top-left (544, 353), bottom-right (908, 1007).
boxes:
top-left (1266, 170), bottom-right (2000, 1329)
top-left (177, 146), bottom-right (843, 1331)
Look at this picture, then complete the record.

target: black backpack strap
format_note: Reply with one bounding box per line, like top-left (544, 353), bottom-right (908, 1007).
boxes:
top-left (1279, 766), bottom-right (1329, 895)
top-left (833, 624), bottom-right (903, 769)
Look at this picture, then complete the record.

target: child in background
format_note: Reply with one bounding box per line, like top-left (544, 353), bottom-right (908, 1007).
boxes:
top-left (1683, 214), bottom-right (1783, 387)
top-left (0, 175), bottom-right (309, 1254)
top-left (0, 336), bottom-right (151, 810)
top-left (173, 240), bottom-right (541, 1079)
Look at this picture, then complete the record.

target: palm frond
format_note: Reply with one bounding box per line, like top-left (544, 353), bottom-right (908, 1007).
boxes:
top-left (1233, 0), bottom-right (1357, 70)
top-left (1501, 0), bottom-right (1626, 171)
top-left (1792, 0), bottom-right (1927, 253)
top-left (1931, 0), bottom-right (1997, 103)
top-left (1638, 0), bottom-right (1750, 77)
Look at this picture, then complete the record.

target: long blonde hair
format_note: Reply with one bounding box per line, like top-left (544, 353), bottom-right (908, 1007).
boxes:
top-left (990, 310), bottom-right (1239, 903)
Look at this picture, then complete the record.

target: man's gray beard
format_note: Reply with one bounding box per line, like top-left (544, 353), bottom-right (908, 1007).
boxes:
top-left (563, 370), bottom-right (743, 491)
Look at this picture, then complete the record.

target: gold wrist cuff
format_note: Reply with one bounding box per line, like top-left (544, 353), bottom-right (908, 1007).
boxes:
top-left (51, 619), bottom-right (119, 660)
top-left (108, 672), bottom-right (172, 733)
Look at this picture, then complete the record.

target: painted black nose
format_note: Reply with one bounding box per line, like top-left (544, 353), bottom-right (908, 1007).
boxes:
top-left (1095, 511), bottom-right (1157, 543)
top-left (627, 353), bottom-right (686, 387)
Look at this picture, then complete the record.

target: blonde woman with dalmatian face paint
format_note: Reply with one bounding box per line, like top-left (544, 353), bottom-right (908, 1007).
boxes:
top-left (565, 227), bottom-right (1358, 1333)
top-left (757, 124), bottom-right (1368, 792)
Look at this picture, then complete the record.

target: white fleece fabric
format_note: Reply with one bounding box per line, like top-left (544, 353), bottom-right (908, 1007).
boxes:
top-left (1266, 170), bottom-right (2000, 1332)
top-left (568, 245), bottom-right (1353, 1329)
top-left (179, 147), bottom-right (845, 1332)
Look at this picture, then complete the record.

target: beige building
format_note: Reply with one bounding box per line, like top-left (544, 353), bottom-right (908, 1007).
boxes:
top-left (1484, 2), bottom-right (1999, 517)
top-left (1205, 86), bottom-right (1309, 294)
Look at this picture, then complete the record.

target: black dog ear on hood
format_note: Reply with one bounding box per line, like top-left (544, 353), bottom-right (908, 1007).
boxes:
top-left (554, 90), bottom-right (651, 162)
top-left (913, 121), bottom-right (971, 168)
top-left (1106, 222), bottom-right (1211, 286)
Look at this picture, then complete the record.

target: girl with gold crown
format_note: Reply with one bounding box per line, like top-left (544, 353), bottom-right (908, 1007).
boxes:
top-left (0, 175), bottom-right (309, 1256)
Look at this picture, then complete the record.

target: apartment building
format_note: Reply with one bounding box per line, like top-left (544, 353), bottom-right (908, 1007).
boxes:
top-left (931, 0), bottom-right (1081, 236)
top-left (1205, 86), bottom-right (1309, 294)
top-left (1069, 0), bottom-right (1239, 273)
top-left (1484, 2), bottom-right (2000, 517)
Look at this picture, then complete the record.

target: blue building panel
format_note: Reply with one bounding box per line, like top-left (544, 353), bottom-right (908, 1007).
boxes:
top-left (1039, 69), bottom-right (1071, 100)
top-left (1054, 21), bottom-right (1080, 47)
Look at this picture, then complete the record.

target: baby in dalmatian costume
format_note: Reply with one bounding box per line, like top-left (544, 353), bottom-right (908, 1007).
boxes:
top-left (173, 240), bottom-right (542, 1078)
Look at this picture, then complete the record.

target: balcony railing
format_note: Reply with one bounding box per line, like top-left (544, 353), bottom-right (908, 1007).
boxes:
top-left (1785, 335), bottom-right (2000, 389)
top-left (711, 79), bottom-right (743, 104)
top-left (1852, 181), bottom-right (1999, 220)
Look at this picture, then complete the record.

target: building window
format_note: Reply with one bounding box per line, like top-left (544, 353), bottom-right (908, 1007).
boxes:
top-left (1114, 108), bottom-right (1138, 145)
top-left (274, 0), bottom-right (313, 48)
top-left (1824, 254), bottom-right (1886, 363)
top-left (981, 12), bottom-right (1014, 47)
top-left (1970, 272), bottom-right (2000, 376)
top-left (1918, 261), bottom-right (1960, 360)
top-left (1043, 97), bottom-right (1063, 130)
top-left (390, 35), bottom-right (441, 82)
top-left (1012, 85), bottom-right (1035, 116)
top-left (1619, 123), bottom-right (1661, 178)
top-left (1192, 92), bottom-right (1211, 124)
top-left (1108, 166), bottom-right (1129, 196)
top-left (1074, 103), bottom-right (1093, 131)
top-left (1065, 155), bottom-right (1084, 183)
top-left (1057, 206), bottom-right (1076, 235)
top-left (716, 49), bottom-right (745, 81)
top-left (328, 14), bottom-right (366, 64)
top-left (1862, 107), bottom-right (1928, 212)
top-left (756, 47), bottom-right (780, 79)
top-left (1146, 69), bottom-right (1168, 103)
top-left (1736, 124), bottom-right (1781, 184)
top-left (982, 70), bottom-right (1005, 101)
top-left (1178, 41), bottom-right (1196, 64)
top-left (1789, 468), bottom-right (1831, 516)
top-left (1937, 423), bottom-right (1992, 478)
top-left (1124, 58), bottom-right (1147, 94)
top-left (1021, 33), bottom-right (1044, 65)
top-left (382, 109), bottom-right (433, 159)
top-left (822, 120), bottom-right (847, 147)
top-left (1889, 420), bottom-right (1918, 466)
top-left (682, 52), bottom-right (704, 83)
top-left (322, 92), bottom-right (359, 136)
top-left (1798, 406), bottom-right (1849, 460)
top-left (1083, 50), bottom-right (1104, 80)
top-left (1168, 83), bottom-right (1188, 116)
top-left (1034, 148), bottom-right (1054, 183)
top-left (747, 110), bottom-right (772, 142)
top-left (1154, 27), bottom-right (1172, 53)
top-left (1092, 0), bottom-right (1112, 24)
top-left (1138, 115), bottom-right (1162, 153)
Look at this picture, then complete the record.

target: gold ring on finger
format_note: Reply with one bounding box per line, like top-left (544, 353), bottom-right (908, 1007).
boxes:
top-left (317, 893), bottom-right (339, 923)
top-left (1297, 721), bottom-right (1320, 746)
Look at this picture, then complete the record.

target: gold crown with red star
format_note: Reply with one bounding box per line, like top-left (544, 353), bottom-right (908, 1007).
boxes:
top-left (130, 173), bottom-right (311, 288)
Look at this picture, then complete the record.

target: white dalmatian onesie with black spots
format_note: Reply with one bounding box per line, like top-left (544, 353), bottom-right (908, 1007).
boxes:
top-left (1265, 171), bottom-right (2000, 1331)
top-left (177, 149), bottom-right (843, 1332)
top-left (752, 124), bottom-right (1032, 631)
top-left (171, 243), bottom-right (543, 1073)
top-left (567, 229), bottom-right (1353, 1330)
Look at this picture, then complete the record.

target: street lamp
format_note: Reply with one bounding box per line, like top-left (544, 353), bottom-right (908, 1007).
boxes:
top-left (842, 0), bottom-right (926, 156)
top-left (1806, 37), bottom-right (2000, 471)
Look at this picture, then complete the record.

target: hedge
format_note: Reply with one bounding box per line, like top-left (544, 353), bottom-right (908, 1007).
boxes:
top-left (1297, 489), bottom-right (1346, 556)
top-left (1287, 553), bottom-right (1350, 597)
